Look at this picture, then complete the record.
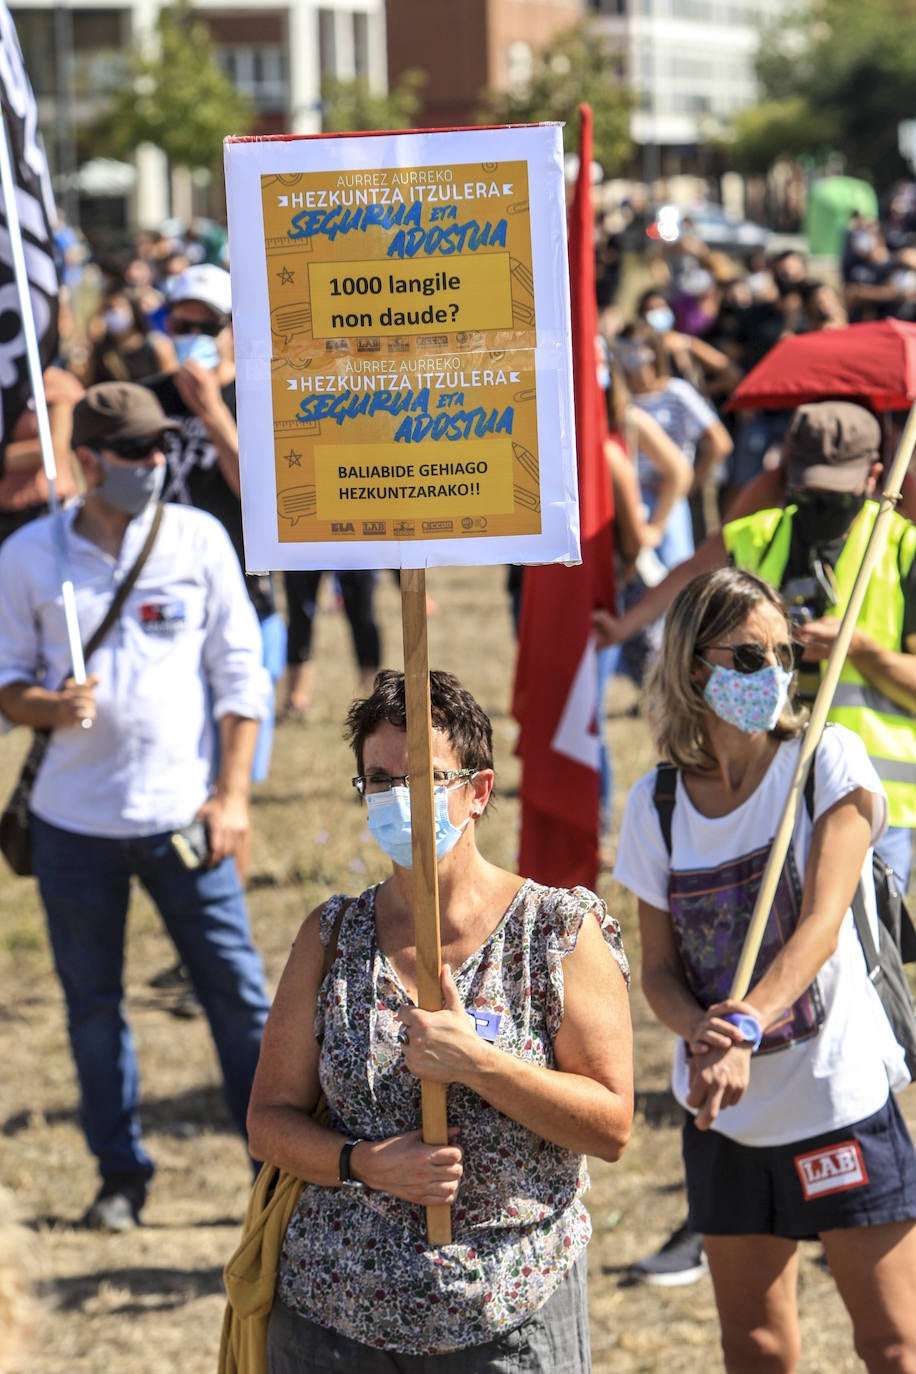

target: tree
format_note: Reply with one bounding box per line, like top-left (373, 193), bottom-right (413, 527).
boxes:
top-left (477, 23), bottom-right (634, 177)
top-left (724, 97), bottom-right (837, 175)
top-left (747, 0), bottom-right (916, 185)
top-left (92, 0), bottom-right (254, 174)
top-left (320, 71), bottom-right (426, 133)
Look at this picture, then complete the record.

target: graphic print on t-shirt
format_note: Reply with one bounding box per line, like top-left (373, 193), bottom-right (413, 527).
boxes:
top-left (668, 841), bottom-right (824, 1054)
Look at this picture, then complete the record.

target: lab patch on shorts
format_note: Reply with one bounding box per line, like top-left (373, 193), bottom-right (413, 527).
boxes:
top-left (794, 1140), bottom-right (869, 1201)
top-left (138, 599), bottom-right (187, 633)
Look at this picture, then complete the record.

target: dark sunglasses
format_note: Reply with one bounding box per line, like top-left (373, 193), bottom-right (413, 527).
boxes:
top-left (105, 435), bottom-right (167, 461)
top-left (787, 487), bottom-right (862, 513)
top-left (701, 641), bottom-right (804, 675)
top-left (169, 317), bottom-right (226, 337)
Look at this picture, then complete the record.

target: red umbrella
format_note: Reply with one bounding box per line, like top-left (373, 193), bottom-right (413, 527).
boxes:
top-left (728, 318), bottom-right (916, 413)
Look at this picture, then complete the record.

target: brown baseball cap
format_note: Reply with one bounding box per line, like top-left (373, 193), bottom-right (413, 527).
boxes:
top-left (784, 401), bottom-right (880, 493)
top-left (71, 383), bottom-right (179, 453)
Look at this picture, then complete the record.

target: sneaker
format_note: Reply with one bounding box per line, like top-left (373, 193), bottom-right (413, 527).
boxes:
top-left (627, 1224), bottom-right (708, 1287)
top-left (81, 1174), bottom-right (148, 1233)
top-left (147, 961), bottom-right (190, 991)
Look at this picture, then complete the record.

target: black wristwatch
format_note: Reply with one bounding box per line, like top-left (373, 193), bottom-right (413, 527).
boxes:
top-left (338, 1137), bottom-right (365, 1189)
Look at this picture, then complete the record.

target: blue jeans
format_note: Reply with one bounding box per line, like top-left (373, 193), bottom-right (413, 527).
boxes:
top-left (30, 814), bottom-right (270, 1181)
top-left (252, 611), bottom-right (287, 784)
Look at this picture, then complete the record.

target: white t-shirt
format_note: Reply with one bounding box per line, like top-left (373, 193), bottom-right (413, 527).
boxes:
top-left (633, 377), bottom-right (718, 495)
top-left (614, 726), bottom-right (907, 1146)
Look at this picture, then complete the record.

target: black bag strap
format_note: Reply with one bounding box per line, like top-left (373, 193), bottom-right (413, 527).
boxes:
top-left (851, 881), bottom-right (881, 974)
top-left (34, 503), bottom-right (164, 745)
top-left (81, 502), bottom-right (164, 664)
top-left (653, 762), bottom-right (678, 857)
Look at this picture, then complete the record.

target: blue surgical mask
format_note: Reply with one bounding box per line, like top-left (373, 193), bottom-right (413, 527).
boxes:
top-left (174, 332), bottom-right (220, 369)
top-left (366, 784), bottom-right (470, 869)
top-left (703, 662), bottom-right (793, 735)
top-left (104, 307), bottom-right (133, 337)
top-left (95, 455), bottom-right (165, 517)
top-left (645, 305), bottom-right (675, 333)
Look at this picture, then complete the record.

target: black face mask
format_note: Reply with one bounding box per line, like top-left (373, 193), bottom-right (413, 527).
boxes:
top-left (791, 489), bottom-right (867, 546)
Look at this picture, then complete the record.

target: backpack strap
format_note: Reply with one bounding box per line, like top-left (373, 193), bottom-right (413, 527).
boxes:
top-left (653, 762), bottom-right (678, 858)
top-left (803, 755), bottom-right (816, 822)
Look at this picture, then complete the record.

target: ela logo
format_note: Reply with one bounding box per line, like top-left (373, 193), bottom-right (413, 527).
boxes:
top-left (794, 1141), bottom-right (868, 1200)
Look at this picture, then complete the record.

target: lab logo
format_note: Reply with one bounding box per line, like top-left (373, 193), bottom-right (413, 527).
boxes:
top-left (362, 521), bottom-right (387, 536)
top-left (331, 522), bottom-right (355, 534)
top-left (794, 1141), bottom-right (868, 1201)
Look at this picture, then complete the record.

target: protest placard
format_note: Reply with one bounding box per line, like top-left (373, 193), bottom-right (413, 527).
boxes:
top-left (224, 124), bottom-right (577, 571)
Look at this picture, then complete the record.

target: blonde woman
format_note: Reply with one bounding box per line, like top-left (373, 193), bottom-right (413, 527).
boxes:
top-left (614, 566), bottom-right (916, 1373)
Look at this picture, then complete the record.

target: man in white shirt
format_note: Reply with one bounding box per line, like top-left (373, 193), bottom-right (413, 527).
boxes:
top-left (0, 382), bottom-right (271, 1231)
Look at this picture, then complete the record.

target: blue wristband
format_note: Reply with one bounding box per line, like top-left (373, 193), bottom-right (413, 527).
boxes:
top-left (720, 1011), bottom-right (763, 1051)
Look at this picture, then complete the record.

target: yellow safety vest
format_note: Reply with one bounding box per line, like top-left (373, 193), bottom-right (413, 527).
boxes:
top-left (723, 501), bottom-right (916, 827)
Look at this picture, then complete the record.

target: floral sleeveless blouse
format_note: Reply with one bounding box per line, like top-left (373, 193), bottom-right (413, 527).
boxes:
top-left (276, 879), bottom-right (629, 1355)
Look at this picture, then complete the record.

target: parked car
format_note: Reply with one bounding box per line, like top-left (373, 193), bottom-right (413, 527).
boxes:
top-left (644, 202), bottom-right (770, 258)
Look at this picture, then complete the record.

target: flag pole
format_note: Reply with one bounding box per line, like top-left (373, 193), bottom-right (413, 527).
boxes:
top-left (0, 108), bottom-right (88, 705)
top-left (400, 568), bottom-right (451, 1245)
top-left (729, 399), bottom-right (916, 999)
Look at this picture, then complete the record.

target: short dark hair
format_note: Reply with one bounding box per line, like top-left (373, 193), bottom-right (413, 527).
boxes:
top-left (344, 669), bottom-right (494, 779)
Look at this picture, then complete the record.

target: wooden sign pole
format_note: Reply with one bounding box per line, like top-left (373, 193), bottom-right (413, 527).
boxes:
top-left (400, 567), bottom-right (452, 1245)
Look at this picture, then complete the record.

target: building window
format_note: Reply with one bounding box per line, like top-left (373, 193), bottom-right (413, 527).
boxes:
top-left (219, 45), bottom-right (289, 113)
top-left (506, 40), bottom-right (533, 92)
top-left (353, 11), bottom-right (370, 78)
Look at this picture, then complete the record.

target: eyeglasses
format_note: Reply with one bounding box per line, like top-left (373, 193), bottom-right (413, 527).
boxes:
top-left (104, 435), bottom-right (167, 461)
top-left (352, 768), bottom-right (477, 797)
top-left (700, 641), bottom-right (804, 675)
top-left (787, 487), bottom-right (863, 512)
top-left (169, 317), bottom-right (226, 337)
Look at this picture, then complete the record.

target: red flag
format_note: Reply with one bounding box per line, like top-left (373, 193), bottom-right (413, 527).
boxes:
top-left (512, 104), bottom-right (615, 891)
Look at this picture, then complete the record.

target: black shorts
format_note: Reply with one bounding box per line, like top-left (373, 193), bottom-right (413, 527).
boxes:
top-left (683, 1094), bottom-right (916, 1240)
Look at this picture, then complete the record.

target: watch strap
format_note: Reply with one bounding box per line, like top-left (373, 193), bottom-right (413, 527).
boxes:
top-left (338, 1137), bottom-right (363, 1184)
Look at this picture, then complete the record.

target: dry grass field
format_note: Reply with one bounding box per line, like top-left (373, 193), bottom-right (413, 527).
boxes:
top-left (0, 562), bottom-right (912, 1372)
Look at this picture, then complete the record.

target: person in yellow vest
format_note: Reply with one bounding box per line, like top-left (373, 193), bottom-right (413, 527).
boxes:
top-left (597, 400), bottom-right (916, 1287)
top-left (597, 399), bottom-right (916, 890)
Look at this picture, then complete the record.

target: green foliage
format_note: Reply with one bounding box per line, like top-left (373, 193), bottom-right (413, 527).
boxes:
top-left (92, 0), bottom-right (255, 171)
top-left (476, 23), bottom-right (634, 176)
top-left (725, 97), bottom-right (838, 173)
top-left (320, 70), bottom-right (426, 133)
top-left (750, 0), bottom-right (916, 183)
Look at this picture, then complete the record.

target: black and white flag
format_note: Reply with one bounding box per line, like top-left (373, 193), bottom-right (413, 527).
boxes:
top-left (0, 1), bottom-right (59, 456)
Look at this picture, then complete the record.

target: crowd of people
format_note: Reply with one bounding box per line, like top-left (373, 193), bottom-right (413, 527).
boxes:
top-left (1, 194), bottom-right (916, 1372)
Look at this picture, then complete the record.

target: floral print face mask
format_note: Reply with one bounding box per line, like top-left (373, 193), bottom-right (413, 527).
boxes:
top-left (701, 661), bottom-right (793, 735)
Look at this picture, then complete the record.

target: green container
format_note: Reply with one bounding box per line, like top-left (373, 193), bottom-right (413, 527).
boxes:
top-left (804, 176), bottom-right (879, 258)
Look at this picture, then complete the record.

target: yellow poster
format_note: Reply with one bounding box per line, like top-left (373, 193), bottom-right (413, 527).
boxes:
top-left (225, 127), bottom-right (577, 571)
top-left (272, 349), bottom-right (540, 543)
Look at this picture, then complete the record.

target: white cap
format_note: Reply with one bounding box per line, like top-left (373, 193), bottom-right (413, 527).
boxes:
top-left (167, 264), bottom-right (232, 318)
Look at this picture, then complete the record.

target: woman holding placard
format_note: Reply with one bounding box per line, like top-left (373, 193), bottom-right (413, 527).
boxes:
top-left (245, 668), bottom-right (632, 1371)
top-left (614, 567), bottom-right (916, 1372)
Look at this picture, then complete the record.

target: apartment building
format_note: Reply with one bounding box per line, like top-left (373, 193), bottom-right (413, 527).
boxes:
top-left (587, 0), bottom-right (794, 178)
top-left (10, 0), bottom-right (386, 229)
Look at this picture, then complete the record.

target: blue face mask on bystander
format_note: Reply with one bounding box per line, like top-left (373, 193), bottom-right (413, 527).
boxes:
top-left (174, 333), bottom-right (220, 369)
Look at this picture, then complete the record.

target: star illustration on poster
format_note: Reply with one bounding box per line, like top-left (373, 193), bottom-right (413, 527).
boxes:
top-left (277, 266), bottom-right (294, 285)
top-left (284, 449), bottom-right (302, 467)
